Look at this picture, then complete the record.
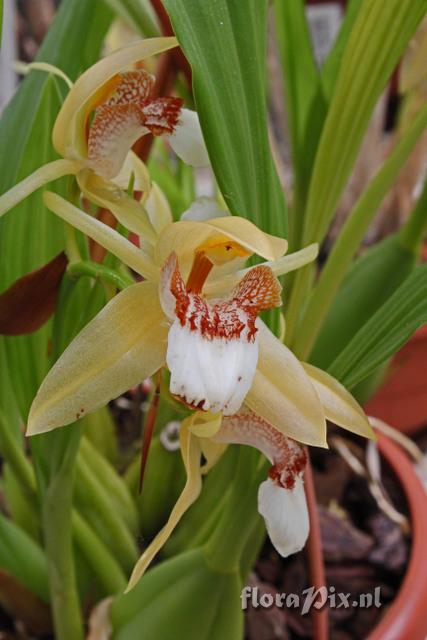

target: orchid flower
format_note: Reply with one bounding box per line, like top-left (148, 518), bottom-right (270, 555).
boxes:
top-left (27, 193), bottom-right (327, 438)
top-left (26, 192), bottom-right (374, 446)
top-left (0, 37), bottom-right (208, 239)
top-left (126, 389), bottom-right (373, 590)
top-left (25, 186), bottom-right (373, 589)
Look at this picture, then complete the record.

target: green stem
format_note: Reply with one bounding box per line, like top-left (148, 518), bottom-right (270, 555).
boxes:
top-left (0, 411), bottom-right (36, 493)
top-left (204, 448), bottom-right (266, 573)
top-left (0, 412), bottom-right (126, 595)
top-left (38, 428), bottom-right (84, 640)
top-left (240, 517), bottom-right (266, 582)
top-left (72, 512), bottom-right (127, 595)
top-left (64, 222), bottom-right (82, 264)
top-left (175, 490), bottom-right (230, 554)
top-left (75, 456), bottom-right (138, 571)
top-left (79, 436), bottom-right (138, 534)
top-left (285, 262), bottom-right (314, 347)
top-left (67, 260), bottom-right (134, 290)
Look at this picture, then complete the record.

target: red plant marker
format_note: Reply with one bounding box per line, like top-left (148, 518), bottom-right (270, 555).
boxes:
top-left (150, 0), bottom-right (192, 86)
top-left (139, 373), bottom-right (162, 493)
top-left (305, 458), bottom-right (329, 640)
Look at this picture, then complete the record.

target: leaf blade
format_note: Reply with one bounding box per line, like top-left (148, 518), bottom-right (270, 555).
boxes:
top-left (163, 0), bottom-right (287, 238)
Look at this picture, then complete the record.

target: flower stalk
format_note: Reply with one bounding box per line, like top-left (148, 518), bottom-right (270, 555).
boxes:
top-left (36, 426), bottom-right (84, 640)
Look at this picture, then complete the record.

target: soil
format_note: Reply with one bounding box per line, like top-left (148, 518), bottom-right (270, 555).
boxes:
top-left (243, 437), bottom-right (421, 640)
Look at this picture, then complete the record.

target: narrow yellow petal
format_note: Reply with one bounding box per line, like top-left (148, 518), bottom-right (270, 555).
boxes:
top-left (207, 218), bottom-right (287, 260)
top-left (155, 217), bottom-right (287, 276)
top-left (27, 282), bottom-right (167, 435)
top-left (187, 411), bottom-right (223, 438)
top-left (302, 363), bottom-right (375, 439)
top-left (53, 37), bottom-right (177, 160)
top-left (199, 439), bottom-right (227, 474)
top-left (145, 181), bottom-right (173, 235)
top-left (266, 244), bottom-right (319, 277)
top-left (43, 191), bottom-right (159, 280)
top-left (126, 421), bottom-right (202, 591)
top-left (204, 244), bottom-right (319, 298)
top-left (246, 324), bottom-right (327, 447)
top-left (112, 151), bottom-right (151, 196)
top-left (0, 159), bottom-right (81, 219)
top-left (77, 170), bottom-right (157, 244)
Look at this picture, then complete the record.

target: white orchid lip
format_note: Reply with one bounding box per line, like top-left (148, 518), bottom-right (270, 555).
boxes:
top-left (160, 252), bottom-right (282, 416)
top-left (258, 475), bottom-right (309, 558)
top-left (213, 408), bottom-right (309, 557)
top-left (167, 108), bottom-right (210, 167)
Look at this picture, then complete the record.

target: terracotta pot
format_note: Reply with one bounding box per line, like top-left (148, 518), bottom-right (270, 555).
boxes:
top-left (307, 431), bottom-right (427, 640)
top-left (364, 325), bottom-right (427, 434)
top-left (367, 432), bottom-right (427, 640)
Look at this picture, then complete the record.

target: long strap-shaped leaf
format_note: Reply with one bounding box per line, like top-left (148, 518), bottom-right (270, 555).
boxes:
top-left (321, 0), bottom-right (363, 100)
top-left (327, 263), bottom-right (427, 389)
top-left (162, 0), bottom-right (287, 238)
top-left (273, 0), bottom-right (326, 248)
top-left (303, 0), bottom-right (427, 246)
top-left (0, 1), bottom-right (112, 416)
top-left (294, 100), bottom-right (427, 358)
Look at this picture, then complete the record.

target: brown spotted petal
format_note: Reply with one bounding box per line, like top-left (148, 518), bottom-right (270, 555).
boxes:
top-left (213, 407), bottom-right (307, 489)
top-left (160, 253), bottom-right (282, 415)
top-left (87, 70), bottom-right (182, 179)
top-left (213, 407), bottom-right (310, 557)
top-left (0, 252), bottom-right (67, 335)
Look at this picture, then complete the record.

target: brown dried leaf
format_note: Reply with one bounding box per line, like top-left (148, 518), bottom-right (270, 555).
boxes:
top-left (0, 570), bottom-right (52, 636)
top-left (0, 252), bottom-right (67, 335)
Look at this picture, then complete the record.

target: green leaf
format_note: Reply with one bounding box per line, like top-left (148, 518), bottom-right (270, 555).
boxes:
top-left (0, 77), bottom-right (66, 415)
top-left (163, 0), bottom-right (287, 238)
top-left (3, 464), bottom-right (40, 542)
top-left (303, 0), bottom-right (427, 246)
top-left (0, 0), bottom-right (113, 417)
top-left (273, 0), bottom-right (326, 246)
top-left (102, 0), bottom-right (160, 37)
top-left (164, 446), bottom-right (238, 557)
top-left (0, 512), bottom-right (49, 602)
top-left (294, 101), bottom-right (427, 358)
top-left (112, 549), bottom-right (243, 640)
top-left (125, 436), bottom-right (186, 539)
top-left (310, 234), bottom-right (417, 369)
top-left (274, 0), bottom-right (318, 152)
top-left (0, 4), bottom-right (114, 638)
top-left (321, 0), bottom-right (363, 100)
top-left (327, 263), bottom-right (427, 388)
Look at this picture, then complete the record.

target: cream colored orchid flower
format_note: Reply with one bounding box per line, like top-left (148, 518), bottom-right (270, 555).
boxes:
top-left (127, 389), bottom-right (373, 590)
top-left (24, 188), bottom-right (374, 591)
top-left (0, 37), bottom-right (208, 240)
top-left (27, 190), bottom-right (372, 448)
top-left (22, 182), bottom-right (373, 591)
